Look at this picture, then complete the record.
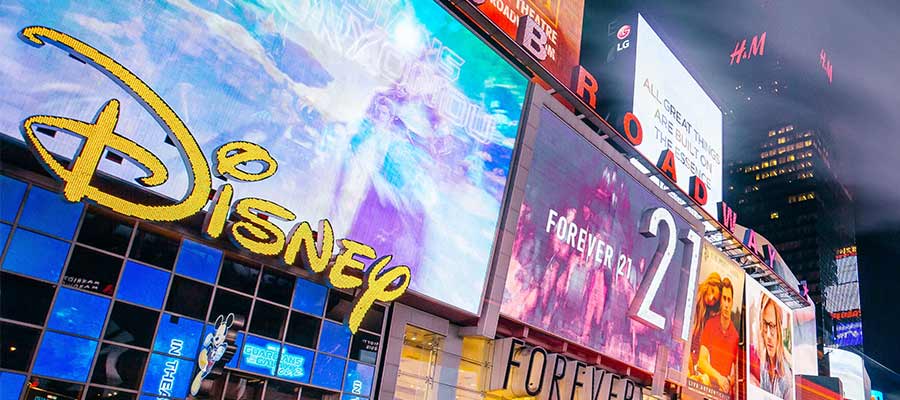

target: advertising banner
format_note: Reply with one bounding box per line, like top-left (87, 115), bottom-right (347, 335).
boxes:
top-left (795, 375), bottom-right (843, 400)
top-left (792, 298), bottom-right (818, 376)
top-left (459, 0), bottom-right (585, 89)
top-left (684, 242), bottom-right (745, 400)
top-left (747, 278), bottom-right (795, 400)
top-left (0, 0), bottom-right (528, 314)
top-left (828, 349), bottom-right (867, 400)
top-left (500, 106), bottom-right (701, 373)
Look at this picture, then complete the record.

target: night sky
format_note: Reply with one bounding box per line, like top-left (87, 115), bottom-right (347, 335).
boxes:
top-left (580, 0), bottom-right (900, 397)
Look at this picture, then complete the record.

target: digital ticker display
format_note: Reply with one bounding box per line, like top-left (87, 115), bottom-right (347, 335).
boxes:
top-left (0, 0), bottom-right (528, 314)
top-left (500, 107), bottom-right (699, 373)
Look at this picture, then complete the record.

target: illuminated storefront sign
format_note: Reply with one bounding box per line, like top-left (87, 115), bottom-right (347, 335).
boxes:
top-left (500, 107), bottom-right (701, 374)
top-left (487, 338), bottom-right (645, 400)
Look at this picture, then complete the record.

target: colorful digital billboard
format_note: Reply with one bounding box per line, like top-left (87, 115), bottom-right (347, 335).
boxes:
top-left (684, 242), bottom-right (745, 400)
top-left (500, 106), bottom-right (701, 373)
top-left (828, 349), bottom-right (867, 400)
top-left (796, 375), bottom-right (843, 400)
top-left (459, 0), bottom-right (584, 88)
top-left (793, 298), bottom-right (819, 376)
top-left (0, 0), bottom-right (528, 314)
top-left (747, 278), bottom-right (795, 400)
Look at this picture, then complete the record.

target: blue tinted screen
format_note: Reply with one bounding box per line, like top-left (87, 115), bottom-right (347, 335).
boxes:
top-left (153, 313), bottom-right (204, 359)
top-left (239, 335), bottom-right (280, 376)
top-left (174, 240), bottom-right (222, 284)
top-left (47, 287), bottom-right (110, 338)
top-left (141, 353), bottom-right (192, 398)
top-left (118, 261), bottom-right (170, 309)
top-left (32, 331), bottom-right (98, 382)
top-left (344, 361), bottom-right (375, 397)
top-left (319, 320), bottom-right (351, 356)
top-left (0, 176), bottom-right (26, 222)
top-left (1, 229), bottom-right (69, 282)
top-left (0, 371), bottom-right (27, 400)
top-left (18, 186), bottom-right (83, 239)
top-left (292, 279), bottom-right (327, 316)
top-left (311, 354), bottom-right (346, 391)
top-left (277, 344), bottom-right (314, 383)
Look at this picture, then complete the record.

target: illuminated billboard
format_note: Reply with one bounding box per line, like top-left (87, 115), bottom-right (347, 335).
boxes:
top-left (746, 278), bottom-right (795, 400)
top-left (500, 106), bottom-right (701, 373)
top-left (585, 13), bottom-right (723, 216)
top-left (684, 242), bottom-right (745, 400)
top-left (828, 349), bottom-right (867, 400)
top-left (0, 0), bottom-right (528, 314)
top-left (792, 298), bottom-right (818, 375)
top-left (458, 0), bottom-right (584, 89)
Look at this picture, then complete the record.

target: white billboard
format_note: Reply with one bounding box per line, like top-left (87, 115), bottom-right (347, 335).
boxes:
top-left (632, 14), bottom-right (723, 216)
top-left (829, 349), bottom-right (867, 400)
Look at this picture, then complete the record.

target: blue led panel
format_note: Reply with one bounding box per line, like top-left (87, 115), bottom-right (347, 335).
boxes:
top-left (319, 320), bottom-right (351, 356)
top-left (1, 229), bottom-right (69, 282)
top-left (0, 176), bottom-right (26, 222)
top-left (31, 331), bottom-right (98, 382)
top-left (118, 261), bottom-right (170, 309)
top-left (174, 240), bottom-right (223, 284)
top-left (0, 371), bottom-right (27, 400)
top-left (47, 287), bottom-right (110, 338)
top-left (312, 354), bottom-right (346, 391)
top-left (18, 186), bottom-right (83, 240)
top-left (342, 396), bottom-right (366, 400)
top-left (0, 223), bottom-right (10, 249)
top-left (141, 353), bottom-right (192, 398)
top-left (292, 278), bottom-right (327, 316)
top-left (239, 335), bottom-right (280, 376)
top-left (277, 344), bottom-right (314, 383)
top-left (153, 314), bottom-right (204, 360)
top-left (344, 361), bottom-right (375, 397)
top-left (202, 322), bottom-right (245, 369)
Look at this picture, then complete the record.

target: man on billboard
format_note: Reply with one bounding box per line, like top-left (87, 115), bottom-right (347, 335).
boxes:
top-left (697, 278), bottom-right (740, 394)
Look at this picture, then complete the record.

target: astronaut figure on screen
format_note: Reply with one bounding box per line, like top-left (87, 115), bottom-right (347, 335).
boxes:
top-left (191, 313), bottom-right (235, 397)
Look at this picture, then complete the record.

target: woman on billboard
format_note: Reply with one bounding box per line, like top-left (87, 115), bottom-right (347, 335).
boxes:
top-left (752, 295), bottom-right (794, 399)
top-left (689, 272), bottom-right (722, 366)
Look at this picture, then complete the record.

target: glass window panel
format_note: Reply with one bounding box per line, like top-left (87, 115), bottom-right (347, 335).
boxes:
top-left (318, 321), bottom-right (351, 357)
top-left (0, 272), bottom-right (55, 325)
top-left (117, 261), bottom-right (170, 309)
top-left (276, 344), bottom-right (314, 383)
top-left (0, 371), bottom-right (28, 400)
top-left (218, 258), bottom-right (260, 295)
top-left (25, 377), bottom-right (84, 400)
top-left (209, 289), bottom-right (252, 325)
top-left (265, 379), bottom-right (301, 400)
top-left (292, 278), bottom-right (327, 316)
top-left (249, 301), bottom-right (287, 340)
top-left (104, 301), bottom-right (159, 348)
top-left (343, 361), bottom-right (375, 397)
top-left (86, 386), bottom-right (137, 400)
top-left (398, 326), bottom-right (443, 379)
top-left (223, 373), bottom-right (264, 400)
top-left (63, 245), bottom-right (123, 296)
top-left (19, 186), bottom-right (83, 240)
top-left (0, 175), bottom-right (27, 222)
top-left (174, 240), bottom-right (223, 284)
top-left (1, 323), bottom-right (40, 371)
top-left (32, 331), bottom-right (98, 383)
top-left (165, 276), bottom-right (212, 320)
top-left (258, 268), bottom-right (294, 306)
top-left (238, 335), bottom-right (280, 376)
top-left (285, 311), bottom-right (320, 349)
top-left (129, 228), bottom-right (178, 270)
top-left (141, 353), bottom-right (192, 398)
top-left (91, 343), bottom-right (148, 389)
top-left (349, 332), bottom-right (380, 365)
top-left (311, 354), bottom-right (346, 391)
top-left (299, 387), bottom-right (329, 400)
top-left (153, 313), bottom-right (204, 360)
top-left (2, 229), bottom-right (69, 282)
top-left (325, 290), bottom-right (354, 322)
top-left (0, 223), bottom-right (10, 250)
top-left (77, 209), bottom-right (133, 255)
top-left (358, 304), bottom-right (384, 334)
top-left (47, 287), bottom-right (110, 338)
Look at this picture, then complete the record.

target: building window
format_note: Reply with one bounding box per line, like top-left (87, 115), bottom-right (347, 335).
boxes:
top-left (456, 337), bottom-right (492, 398)
top-left (788, 192), bottom-right (817, 204)
top-left (771, 212), bottom-right (780, 219)
top-left (395, 326), bottom-right (444, 400)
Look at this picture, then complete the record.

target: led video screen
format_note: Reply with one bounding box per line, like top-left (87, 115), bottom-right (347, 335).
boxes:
top-left (500, 107), bottom-right (699, 373)
top-left (746, 278), bottom-right (795, 400)
top-left (632, 14), bottom-right (723, 216)
top-left (0, 0), bottom-right (528, 314)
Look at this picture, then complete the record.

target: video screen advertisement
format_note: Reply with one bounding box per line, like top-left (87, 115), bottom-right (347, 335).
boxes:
top-left (746, 278), bottom-right (796, 400)
top-left (0, 0), bottom-right (528, 314)
top-left (585, 13), bottom-right (723, 217)
top-left (457, 0), bottom-right (584, 89)
top-left (500, 106), bottom-right (702, 374)
top-left (828, 349), bottom-right (867, 400)
top-left (683, 241), bottom-right (745, 400)
top-left (792, 298), bottom-right (819, 376)
top-left (795, 375), bottom-right (843, 400)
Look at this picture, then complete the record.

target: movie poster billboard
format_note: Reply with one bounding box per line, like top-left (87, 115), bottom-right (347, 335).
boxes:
top-left (792, 298), bottom-right (818, 376)
top-left (459, 0), bottom-right (585, 89)
top-left (747, 278), bottom-right (795, 400)
top-left (684, 242), bottom-right (745, 400)
top-left (500, 106), bottom-right (699, 373)
top-left (0, 0), bottom-right (528, 314)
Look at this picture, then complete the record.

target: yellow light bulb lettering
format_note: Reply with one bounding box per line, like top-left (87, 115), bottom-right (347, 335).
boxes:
top-left (329, 239), bottom-right (376, 289)
top-left (18, 26), bottom-right (211, 221)
top-left (213, 141), bottom-right (278, 182)
top-left (348, 256), bottom-right (411, 333)
top-left (284, 219), bottom-right (334, 273)
top-left (203, 184), bottom-right (234, 239)
top-left (230, 198), bottom-right (296, 256)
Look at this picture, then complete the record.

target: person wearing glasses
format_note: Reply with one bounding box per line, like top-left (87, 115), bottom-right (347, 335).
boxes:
top-left (756, 295), bottom-right (794, 399)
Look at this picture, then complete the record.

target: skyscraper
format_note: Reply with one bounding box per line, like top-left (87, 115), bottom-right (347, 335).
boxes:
top-left (725, 121), bottom-right (860, 352)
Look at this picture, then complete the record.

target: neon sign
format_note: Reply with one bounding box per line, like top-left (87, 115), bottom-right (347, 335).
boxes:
top-left (16, 26), bottom-right (410, 333)
top-left (730, 32), bottom-right (766, 65)
top-left (243, 342), bottom-right (280, 376)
